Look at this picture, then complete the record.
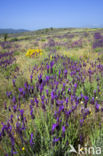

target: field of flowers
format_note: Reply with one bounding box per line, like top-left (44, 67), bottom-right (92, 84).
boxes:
top-left (0, 28), bottom-right (103, 156)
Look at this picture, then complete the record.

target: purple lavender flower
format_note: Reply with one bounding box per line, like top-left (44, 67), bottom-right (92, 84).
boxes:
top-left (24, 81), bottom-right (28, 89)
top-left (31, 99), bottom-right (34, 105)
top-left (62, 126), bottom-right (66, 133)
top-left (12, 79), bottom-right (16, 87)
top-left (80, 119), bottom-right (84, 127)
top-left (34, 98), bottom-right (39, 107)
top-left (10, 115), bottom-right (13, 123)
top-left (30, 74), bottom-right (33, 83)
top-left (38, 74), bottom-right (42, 84)
top-left (66, 97), bottom-right (69, 105)
top-left (53, 137), bottom-right (60, 144)
top-left (45, 75), bottom-right (49, 84)
top-left (46, 89), bottom-right (49, 96)
top-left (59, 105), bottom-right (64, 112)
top-left (50, 61), bottom-right (54, 73)
top-left (30, 132), bottom-right (34, 146)
top-left (47, 64), bottom-right (49, 73)
top-left (80, 134), bottom-right (83, 144)
top-left (94, 32), bottom-right (102, 40)
top-left (90, 97), bottom-right (95, 104)
top-left (4, 102), bottom-right (7, 110)
top-left (13, 105), bottom-right (17, 112)
top-left (30, 109), bottom-right (35, 119)
top-left (95, 102), bottom-right (100, 112)
top-left (9, 106), bottom-right (11, 112)
top-left (80, 94), bottom-right (84, 103)
top-left (74, 83), bottom-right (77, 88)
top-left (12, 96), bottom-right (16, 104)
top-left (19, 109), bottom-right (24, 120)
top-left (64, 69), bottom-right (67, 78)
top-left (84, 96), bottom-right (89, 108)
top-left (48, 39), bottom-right (55, 47)
top-left (39, 85), bottom-right (43, 95)
top-left (52, 123), bottom-right (58, 132)
top-left (41, 95), bottom-right (45, 101)
top-left (68, 88), bottom-right (71, 95)
top-left (65, 110), bottom-right (72, 118)
top-left (19, 88), bottom-right (24, 93)
top-left (51, 91), bottom-right (55, 104)
top-left (6, 91), bottom-right (12, 98)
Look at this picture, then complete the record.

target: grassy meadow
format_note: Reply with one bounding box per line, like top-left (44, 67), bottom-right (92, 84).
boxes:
top-left (0, 28), bottom-right (103, 156)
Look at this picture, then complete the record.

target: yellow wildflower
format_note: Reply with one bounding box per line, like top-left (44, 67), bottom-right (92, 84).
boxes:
top-left (79, 147), bottom-right (83, 151)
top-left (22, 147), bottom-right (25, 151)
top-left (81, 101), bottom-right (83, 104)
top-left (50, 55), bottom-right (52, 60)
top-left (80, 147), bottom-right (84, 151)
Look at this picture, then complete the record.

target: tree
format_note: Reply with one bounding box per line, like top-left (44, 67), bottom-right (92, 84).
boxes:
top-left (4, 33), bottom-right (8, 42)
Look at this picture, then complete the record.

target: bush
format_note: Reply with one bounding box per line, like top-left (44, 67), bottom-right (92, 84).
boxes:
top-left (10, 38), bottom-right (18, 42)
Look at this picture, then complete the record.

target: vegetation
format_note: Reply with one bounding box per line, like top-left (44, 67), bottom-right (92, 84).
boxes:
top-left (0, 28), bottom-right (103, 156)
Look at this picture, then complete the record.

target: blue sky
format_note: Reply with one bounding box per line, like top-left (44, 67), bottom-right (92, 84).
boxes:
top-left (0, 0), bottom-right (103, 30)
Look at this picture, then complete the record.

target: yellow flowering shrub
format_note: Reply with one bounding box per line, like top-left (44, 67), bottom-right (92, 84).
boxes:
top-left (26, 48), bottom-right (42, 57)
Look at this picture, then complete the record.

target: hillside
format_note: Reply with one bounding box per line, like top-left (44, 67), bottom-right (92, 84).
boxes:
top-left (0, 28), bottom-right (30, 34)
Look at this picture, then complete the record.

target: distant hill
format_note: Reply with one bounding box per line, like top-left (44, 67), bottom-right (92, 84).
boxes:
top-left (0, 28), bottom-right (30, 34)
